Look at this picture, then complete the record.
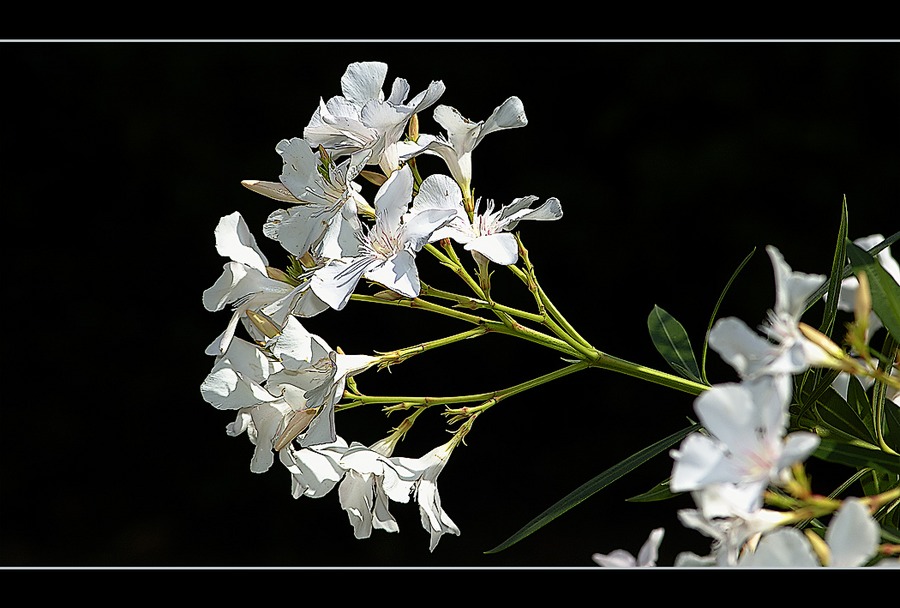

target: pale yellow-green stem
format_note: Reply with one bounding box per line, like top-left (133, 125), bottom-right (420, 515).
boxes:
top-left (590, 353), bottom-right (709, 396)
top-left (509, 235), bottom-right (594, 350)
top-left (341, 361), bottom-right (590, 415)
top-left (376, 326), bottom-right (489, 369)
top-left (871, 338), bottom-right (899, 456)
top-left (419, 282), bottom-right (546, 324)
top-left (350, 293), bottom-right (583, 358)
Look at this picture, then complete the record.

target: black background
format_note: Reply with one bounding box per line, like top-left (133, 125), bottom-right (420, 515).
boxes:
top-left (2, 40), bottom-right (898, 568)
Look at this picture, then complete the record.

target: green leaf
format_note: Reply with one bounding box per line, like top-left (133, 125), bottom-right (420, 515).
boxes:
top-left (845, 374), bottom-right (876, 439)
top-left (846, 237), bottom-right (900, 342)
top-left (483, 423), bottom-right (700, 554)
top-left (701, 247), bottom-right (756, 384)
top-left (882, 396), bottom-right (900, 452)
top-left (648, 305), bottom-right (703, 384)
top-left (626, 478), bottom-right (679, 503)
top-left (812, 438), bottom-right (900, 475)
top-left (803, 232), bottom-right (899, 312)
top-left (815, 385), bottom-right (877, 445)
top-left (818, 196), bottom-right (849, 337)
top-left (859, 468), bottom-right (899, 498)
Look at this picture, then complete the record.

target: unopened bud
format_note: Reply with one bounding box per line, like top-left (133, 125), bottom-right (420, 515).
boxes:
top-left (854, 271), bottom-right (871, 329)
top-left (266, 266), bottom-right (293, 283)
top-left (372, 289), bottom-right (407, 301)
top-left (245, 309), bottom-right (282, 339)
top-left (408, 114), bottom-right (420, 141)
top-left (273, 408), bottom-right (319, 451)
top-left (797, 322), bottom-right (845, 359)
top-left (298, 251), bottom-right (317, 269)
top-left (804, 529), bottom-right (831, 566)
top-left (360, 170), bottom-right (388, 186)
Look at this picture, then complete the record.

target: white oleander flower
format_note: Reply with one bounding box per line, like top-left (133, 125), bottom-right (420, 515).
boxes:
top-left (303, 61), bottom-right (445, 174)
top-left (834, 234), bottom-right (900, 336)
top-left (393, 440), bottom-right (461, 552)
top-left (708, 246), bottom-right (832, 379)
top-left (278, 437), bottom-right (349, 499)
top-left (203, 211), bottom-right (306, 355)
top-left (408, 172), bottom-right (562, 265)
top-left (592, 528), bottom-right (665, 567)
top-left (399, 96), bottom-right (527, 199)
top-left (670, 378), bottom-right (820, 514)
top-left (201, 316), bottom-right (374, 473)
top-left (242, 137), bottom-right (371, 261)
top-left (738, 498), bottom-right (881, 567)
top-left (310, 164), bottom-right (455, 310)
top-left (336, 438), bottom-right (417, 539)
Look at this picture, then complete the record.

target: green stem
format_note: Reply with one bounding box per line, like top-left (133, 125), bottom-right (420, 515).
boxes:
top-left (872, 333), bottom-right (899, 456)
top-left (377, 327), bottom-right (489, 369)
top-left (351, 293), bottom-right (582, 358)
top-left (344, 361), bottom-right (590, 410)
top-left (591, 353), bottom-right (709, 396)
top-left (420, 282), bottom-right (551, 324)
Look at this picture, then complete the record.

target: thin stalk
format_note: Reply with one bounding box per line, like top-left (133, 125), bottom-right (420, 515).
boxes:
top-left (420, 283), bottom-right (547, 324)
top-left (591, 353), bottom-right (709, 396)
top-left (351, 293), bottom-right (582, 358)
top-left (872, 334), bottom-right (899, 456)
top-left (377, 327), bottom-right (489, 369)
top-left (344, 361), bottom-right (590, 410)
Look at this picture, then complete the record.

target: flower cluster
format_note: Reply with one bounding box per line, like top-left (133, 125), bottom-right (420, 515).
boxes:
top-left (201, 61), bottom-right (562, 551)
top-left (202, 60), bottom-right (899, 565)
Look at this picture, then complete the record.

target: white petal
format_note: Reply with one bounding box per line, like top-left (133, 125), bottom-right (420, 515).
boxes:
top-left (669, 433), bottom-right (732, 491)
top-left (275, 137), bottom-right (320, 201)
top-left (402, 208), bottom-right (458, 251)
top-left (214, 212), bottom-right (268, 271)
top-left (341, 61), bottom-right (387, 105)
top-left (310, 257), bottom-right (371, 311)
top-left (364, 251), bottom-right (420, 299)
top-left (465, 233), bottom-right (519, 265)
top-left (708, 317), bottom-right (778, 377)
top-left (738, 527), bottom-right (820, 567)
top-left (477, 96), bottom-right (527, 144)
top-left (826, 498), bottom-right (880, 567)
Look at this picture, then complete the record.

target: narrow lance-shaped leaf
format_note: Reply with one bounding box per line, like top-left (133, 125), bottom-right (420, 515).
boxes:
top-left (701, 247), bottom-right (756, 385)
top-left (846, 238), bottom-right (900, 343)
top-left (818, 196), bottom-right (849, 337)
top-left (648, 305), bottom-right (703, 384)
top-left (483, 423), bottom-right (700, 554)
top-left (812, 437), bottom-right (900, 476)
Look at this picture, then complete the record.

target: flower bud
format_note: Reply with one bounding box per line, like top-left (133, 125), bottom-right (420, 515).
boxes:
top-left (245, 309), bottom-right (282, 339)
top-left (804, 529), bottom-right (831, 566)
top-left (408, 113), bottom-right (419, 142)
top-left (273, 408), bottom-right (319, 452)
top-left (360, 170), bottom-right (388, 186)
top-left (854, 270), bottom-right (871, 330)
top-left (266, 266), bottom-right (293, 283)
top-left (797, 322), bottom-right (845, 359)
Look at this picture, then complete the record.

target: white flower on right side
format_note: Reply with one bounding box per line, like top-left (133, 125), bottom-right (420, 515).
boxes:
top-left (738, 498), bottom-right (881, 567)
top-left (669, 379), bottom-right (820, 513)
top-left (708, 245), bottom-right (832, 379)
top-left (834, 234), bottom-right (900, 336)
